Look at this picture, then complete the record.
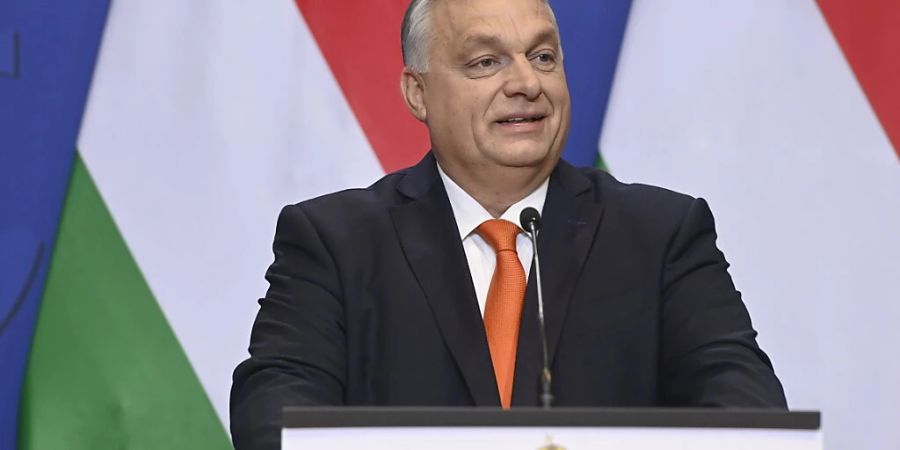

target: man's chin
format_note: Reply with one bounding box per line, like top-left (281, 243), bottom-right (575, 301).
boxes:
top-left (489, 145), bottom-right (559, 169)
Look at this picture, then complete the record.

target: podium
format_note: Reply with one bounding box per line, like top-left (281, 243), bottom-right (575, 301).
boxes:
top-left (283, 407), bottom-right (821, 449)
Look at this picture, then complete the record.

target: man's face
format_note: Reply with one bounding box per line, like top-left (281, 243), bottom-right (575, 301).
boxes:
top-left (419, 0), bottom-right (571, 175)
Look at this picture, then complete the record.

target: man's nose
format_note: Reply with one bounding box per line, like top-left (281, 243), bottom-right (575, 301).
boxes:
top-left (502, 55), bottom-right (542, 100)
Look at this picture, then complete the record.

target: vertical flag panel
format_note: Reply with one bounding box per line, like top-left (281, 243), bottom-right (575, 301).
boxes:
top-left (550, 0), bottom-right (633, 168)
top-left (0, 1), bottom-right (110, 448)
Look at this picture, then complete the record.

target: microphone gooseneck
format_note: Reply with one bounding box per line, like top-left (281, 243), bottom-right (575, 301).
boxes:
top-left (519, 207), bottom-right (553, 408)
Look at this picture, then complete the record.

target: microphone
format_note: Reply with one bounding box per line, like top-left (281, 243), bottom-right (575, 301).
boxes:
top-left (520, 207), bottom-right (553, 408)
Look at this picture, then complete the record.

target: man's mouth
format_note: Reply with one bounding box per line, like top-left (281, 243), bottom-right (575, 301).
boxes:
top-left (496, 114), bottom-right (546, 125)
top-left (497, 116), bottom-right (544, 124)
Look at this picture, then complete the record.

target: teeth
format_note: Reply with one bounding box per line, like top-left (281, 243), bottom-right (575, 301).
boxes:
top-left (501, 117), bottom-right (539, 124)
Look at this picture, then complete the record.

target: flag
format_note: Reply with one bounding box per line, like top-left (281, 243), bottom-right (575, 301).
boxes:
top-left (601, 2), bottom-right (900, 450)
top-left (1, 1), bottom-right (111, 448)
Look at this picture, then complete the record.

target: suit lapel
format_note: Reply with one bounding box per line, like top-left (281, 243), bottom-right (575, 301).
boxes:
top-left (389, 154), bottom-right (500, 406)
top-left (535, 162), bottom-right (605, 366)
top-left (513, 161), bottom-right (606, 405)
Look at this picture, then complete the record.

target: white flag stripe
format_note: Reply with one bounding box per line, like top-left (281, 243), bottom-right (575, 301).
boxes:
top-left (602, 1), bottom-right (900, 449)
top-left (78, 0), bottom-right (383, 425)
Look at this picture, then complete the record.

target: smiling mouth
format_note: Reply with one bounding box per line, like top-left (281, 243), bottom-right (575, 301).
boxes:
top-left (496, 115), bottom-right (546, 124)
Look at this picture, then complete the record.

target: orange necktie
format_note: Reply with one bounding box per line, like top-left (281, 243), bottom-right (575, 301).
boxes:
top-left (476, 219), bottom-right (527, 409)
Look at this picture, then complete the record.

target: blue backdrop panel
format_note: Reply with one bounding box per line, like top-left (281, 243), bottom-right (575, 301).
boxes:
top-left (551, 0), bottom-right (633, 168)
top-left (0, 0), bottom-right (110, 447)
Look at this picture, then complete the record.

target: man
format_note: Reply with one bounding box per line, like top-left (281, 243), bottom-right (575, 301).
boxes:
top-left (230, 0), bottom-right (787, 448)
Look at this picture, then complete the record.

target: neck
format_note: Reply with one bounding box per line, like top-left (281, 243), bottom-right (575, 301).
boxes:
top-left (437, 157), bottom-right (554, 218)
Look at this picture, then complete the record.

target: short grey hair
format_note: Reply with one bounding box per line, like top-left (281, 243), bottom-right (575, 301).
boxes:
top-left (401, 0), bottom-right (436, 73)
top-left (401, 0), bottom-right (559, 73)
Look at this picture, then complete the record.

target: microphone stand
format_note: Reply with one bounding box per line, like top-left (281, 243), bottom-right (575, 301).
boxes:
top-left (521, 208), bottom-right (553, 408)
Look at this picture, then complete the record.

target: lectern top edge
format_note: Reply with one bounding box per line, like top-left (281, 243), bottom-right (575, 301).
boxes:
top-left (282, 407), bottom-right (820, 431)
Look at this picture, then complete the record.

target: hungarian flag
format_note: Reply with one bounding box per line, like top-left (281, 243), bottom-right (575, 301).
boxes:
top-left (1, 1), bottom-right (896, 449)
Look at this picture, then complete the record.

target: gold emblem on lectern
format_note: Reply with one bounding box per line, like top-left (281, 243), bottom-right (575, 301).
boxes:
top-left (538, 434), bottom-right (566, 450)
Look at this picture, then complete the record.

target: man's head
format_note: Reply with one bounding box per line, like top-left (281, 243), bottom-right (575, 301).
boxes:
top-left (400, 0), bottom-right (571, 194)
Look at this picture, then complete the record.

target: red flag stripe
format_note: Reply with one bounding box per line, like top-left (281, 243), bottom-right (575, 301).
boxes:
top-left (817, 0), bottom-right (900, 159)
top-left (295, 1), bottom-right (430, 173)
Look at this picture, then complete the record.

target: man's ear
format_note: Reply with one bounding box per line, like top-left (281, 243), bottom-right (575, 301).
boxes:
top-left (401, 68), bottom-right (427, 122)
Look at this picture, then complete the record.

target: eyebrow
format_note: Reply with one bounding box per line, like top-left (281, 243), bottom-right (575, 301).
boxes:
top-left (459, 27), bottom-right (560, 53)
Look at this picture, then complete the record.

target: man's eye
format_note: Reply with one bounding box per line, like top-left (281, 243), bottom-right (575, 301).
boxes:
top-left (465, 57), bottom-right (502, 78)
top-left (535, 53), bottom-right (555, 63)
top-left (478, 58), bottom-right (497, 68)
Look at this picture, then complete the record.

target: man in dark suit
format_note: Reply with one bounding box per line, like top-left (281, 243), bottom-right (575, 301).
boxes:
top-left (230, 0), bottom-right (787, 448)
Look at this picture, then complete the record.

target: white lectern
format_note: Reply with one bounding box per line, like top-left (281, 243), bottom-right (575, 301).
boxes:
top-left (283, 407), bottom-right (822, 450)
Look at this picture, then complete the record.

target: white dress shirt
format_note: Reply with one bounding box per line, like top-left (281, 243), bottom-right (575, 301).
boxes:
top-left (437, 163), bottom-right (549, 316)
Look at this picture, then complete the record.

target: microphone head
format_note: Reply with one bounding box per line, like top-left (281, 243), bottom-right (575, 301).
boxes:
top-left (519, 207), bottom-right (542, 232)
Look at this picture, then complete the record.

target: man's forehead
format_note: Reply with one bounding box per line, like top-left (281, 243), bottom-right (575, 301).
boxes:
top-left (432, 0), bottom-right (558, 42)
top-left (435, 0), bottom-right (548, 16)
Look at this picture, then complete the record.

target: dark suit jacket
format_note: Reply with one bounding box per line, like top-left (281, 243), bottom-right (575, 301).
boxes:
top-left (230, 153), bottom-right (786, 450)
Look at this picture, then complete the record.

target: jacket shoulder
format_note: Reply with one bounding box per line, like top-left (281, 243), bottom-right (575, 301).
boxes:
top-left (277, 168), bottom-right (415, 239)
top-left (579, 167), bottom-right (697, 215)
top-left (569, 166), bottom-right (714, 244)
top-left (295, 167), bottom-right (410, 209)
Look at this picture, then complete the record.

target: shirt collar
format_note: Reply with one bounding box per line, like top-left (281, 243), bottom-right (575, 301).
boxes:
top-left (437, 161), bottom-right (549, 240)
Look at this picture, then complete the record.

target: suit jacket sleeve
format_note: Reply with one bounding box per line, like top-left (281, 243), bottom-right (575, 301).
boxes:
top-left (658, 197), bottom-right (787, 407)
top-left (230, 204), bottom-right (347, 450)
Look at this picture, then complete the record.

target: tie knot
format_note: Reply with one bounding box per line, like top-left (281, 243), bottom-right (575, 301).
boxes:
top-left (476, 219), bottom-right (521, 253)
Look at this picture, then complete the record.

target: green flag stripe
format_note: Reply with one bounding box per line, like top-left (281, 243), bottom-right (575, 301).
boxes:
top-left (19, 153), bottom-right (231, 449)
top-left (595, 151), bottom-right (609, 172)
